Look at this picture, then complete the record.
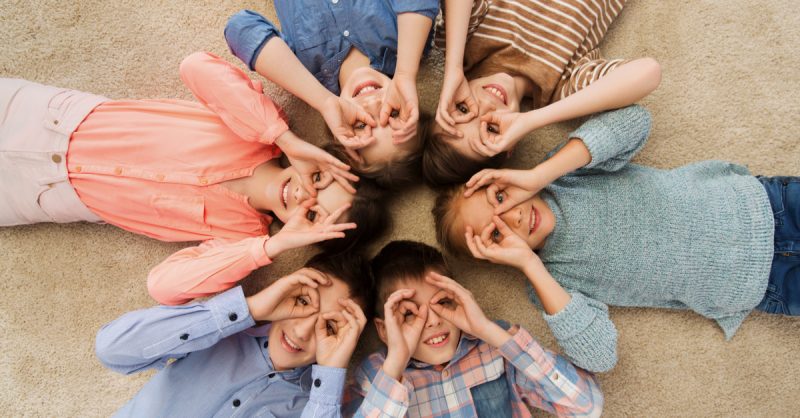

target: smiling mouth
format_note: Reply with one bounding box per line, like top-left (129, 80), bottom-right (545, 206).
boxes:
top-left (529, 205), bottom-right (541, 235)
top-left (280, 178), bottom-right (290, 209)
top-left (281, 331), bottom-right (303, 353)
top-left (424, 332), bottom-right (450, 347)
top-left (353, 81), bottom-right (382, 98)
top-left (482, 84), bottom-right (507, 105)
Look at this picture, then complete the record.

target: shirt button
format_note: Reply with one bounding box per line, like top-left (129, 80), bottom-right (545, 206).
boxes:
top-left (553, 373), bottom-right (560, 380)
top-left (73, 166), bottom-right (82, 173)
top-left (180, 333), bottom-right (189, 340)
top-left (228, 313), bottom-right (238, 321)
top-left (232, 399), bottom-right (241, 407)
top-left (268, 372), bottom-right (276, 378)
top-left (343, 30), bottom-right (350, 37)
top-left (442, 370), bottom-right (449, 377)
top-left (199, 177), bottom-right (208, 185)
top-left (314, 379), bottom-right (321, 387)
top-left (114, 167), bottom-right (123, 175)
top-left (53, 119), bottom-right (59, 125)
top-left (51, 154), bottom-right (62, 163)
top-left (263, 340), bottom-right (269, 349)
top-left (332, 0), bottom-right (339, 3)
top-left (156, 174), bottom-right (165, 181)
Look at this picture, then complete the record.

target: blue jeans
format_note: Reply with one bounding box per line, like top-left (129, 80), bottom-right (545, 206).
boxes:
top-left (756, 176), bottom-right (800, 315)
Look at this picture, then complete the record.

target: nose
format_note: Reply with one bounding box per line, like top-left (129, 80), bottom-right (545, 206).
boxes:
top-left (293, 315), bottom-right (316, 341)
top-left (477, 94), bottom-right (497, 116)
top-left (293, 184), bottom-right (310, 204)
top-left (499, 207), bottom-right (523, 229)
top-left (361, 97), bottom-right (382, 119)
top-left (426, 306), bottom-right (442, 328)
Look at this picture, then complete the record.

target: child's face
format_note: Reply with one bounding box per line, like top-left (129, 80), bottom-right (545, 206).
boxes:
top-left (268, 275), bottom-right (353, 371)
top-left (378, 278), bottom-right (462, 366)
top-left (454, 187), bottom-right (555, 251)
top-left (266, 166), bottom-right (354, 224)
top-left (431, 72), bottom-right (524, 161)
top-left (340, 67), bottom-right (421, 168)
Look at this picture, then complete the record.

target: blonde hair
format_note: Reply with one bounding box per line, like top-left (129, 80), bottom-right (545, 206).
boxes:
top-left (431, 184), bottom-right (471, 257)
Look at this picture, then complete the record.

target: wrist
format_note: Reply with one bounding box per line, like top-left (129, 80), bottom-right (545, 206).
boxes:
top-left (264, 235), bottom-right (284, 259)
top-left (478, 321), bottom-right (512, 348)
top-left (381, 357), bottom-right (407, 380)
top-left (245, 295), bottom-right (266, 322)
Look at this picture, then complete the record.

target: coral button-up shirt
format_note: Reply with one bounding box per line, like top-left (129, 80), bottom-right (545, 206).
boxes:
top-left (67, 52), bottom-right (290, 305)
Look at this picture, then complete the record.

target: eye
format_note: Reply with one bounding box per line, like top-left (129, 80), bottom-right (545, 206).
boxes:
top-left (325, 320), bottom-right (338, 336)
top-left (456, 103), bottom-right (469, 114)
top-left (389, 109), bottom-right (399, 118)
top-left (491, 228), bottom-right (502, 243)
top-left (487, 124), bottom-right (499, 134)
top-left (306, 210), bottom-right (317, 222)
top-left (354, 121), bottom-right (367, 130)
top-left (402, 310), bottom-right (415, 321)
top-left (295, 296), bottom-right (310, 306)
top-left (312, 172), bottom-right (321, 183)
top-left (437, 298), bottom-right (455, 307)
top-left (495, 191), bottom-right (504, 204)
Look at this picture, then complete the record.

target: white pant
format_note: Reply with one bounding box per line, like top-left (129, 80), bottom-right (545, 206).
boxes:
top-left (0, 78), bottom-right (106, 226)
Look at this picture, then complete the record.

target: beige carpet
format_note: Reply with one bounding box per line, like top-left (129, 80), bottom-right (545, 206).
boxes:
top-left (1, 1), bottom-right (799, 417)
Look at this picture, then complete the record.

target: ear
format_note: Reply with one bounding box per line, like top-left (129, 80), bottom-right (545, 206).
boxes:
top-left (374, 318), bottom-right (389, 345)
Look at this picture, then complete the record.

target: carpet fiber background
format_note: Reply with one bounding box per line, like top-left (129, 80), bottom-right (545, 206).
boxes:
top-left (1, 1), bottom-right (799, 416)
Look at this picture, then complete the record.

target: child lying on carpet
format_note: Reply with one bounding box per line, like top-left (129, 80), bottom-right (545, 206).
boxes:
top-left (433, 105), bottom-right (799, 372)
top-left (423, 0), bottom-right (661, 186)
top-left (96, 252), bottom-right (371, 417)
top-left (345, 241), bottom-right (603, 417)
top-left (225, 0), bottom-right (439, 188)
top-left (0, 52), bottom-right (387, 305)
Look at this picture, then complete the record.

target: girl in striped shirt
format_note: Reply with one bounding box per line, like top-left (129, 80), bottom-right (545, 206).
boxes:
top-left (423, 0), bottom-right (662, 186)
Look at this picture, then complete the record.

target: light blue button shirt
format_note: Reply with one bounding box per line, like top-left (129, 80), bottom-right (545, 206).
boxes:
top-left (95, 287), bottom-right (346, 417)
top-left (224, 0), bottom-right (440, 95)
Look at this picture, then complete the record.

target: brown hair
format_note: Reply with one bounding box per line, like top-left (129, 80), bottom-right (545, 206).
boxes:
top-left (305, 251), bottom-right (375, 319)
top-left (370, 240), bottom-right (451, 318)
top-left (325, 112), bottom-right (433, 190)
top-left (421, 124), bottom-right (505, 188)
top-left (315, 166), bottom-right (390, 255)
top-left (431, 184), bottom-right (471, 257)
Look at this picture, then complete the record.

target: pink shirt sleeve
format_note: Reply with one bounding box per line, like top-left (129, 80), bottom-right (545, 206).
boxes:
top-left (179, 51), bottom-right (290, 144)
top-left (147, 236), bottom-right (273, 305)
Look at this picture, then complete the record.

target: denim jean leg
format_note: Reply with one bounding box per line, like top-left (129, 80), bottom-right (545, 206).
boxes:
top-left (756, 176), bottom-right (800, 315)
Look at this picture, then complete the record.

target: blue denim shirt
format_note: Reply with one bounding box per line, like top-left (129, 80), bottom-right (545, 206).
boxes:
top-left (225, 0), bottom-right (440, 95)
top-left (95, 287), bottom-right (346, 418)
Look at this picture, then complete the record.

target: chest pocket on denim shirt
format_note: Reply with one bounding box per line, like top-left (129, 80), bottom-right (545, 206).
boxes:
top-left (291, 7), bottom-right (335, 50)
top-left (471, 374), bottom-right (514, 418)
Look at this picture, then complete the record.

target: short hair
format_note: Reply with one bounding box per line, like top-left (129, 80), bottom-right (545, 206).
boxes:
top-left (325, 112), bottom-right (433, 190)
top-left (421, 123), bottom-right (505, 188)
top-left (304, 251), bottom-right (376, 319)
top-left (315, 167), bottom-right (390, 255)
top-left (431, 184), bottom-right (471, 257)
top-left (371, 240), bottom-right (451, 317)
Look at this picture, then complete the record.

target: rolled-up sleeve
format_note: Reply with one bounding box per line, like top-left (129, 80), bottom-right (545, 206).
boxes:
top-left (225, 9), bottom-right (282, 70)
top-left (391, 0), bottom-right (440, 21)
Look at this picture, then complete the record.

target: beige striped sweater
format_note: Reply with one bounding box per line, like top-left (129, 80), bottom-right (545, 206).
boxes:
top-left (435, 0), bottom-right (629, 108)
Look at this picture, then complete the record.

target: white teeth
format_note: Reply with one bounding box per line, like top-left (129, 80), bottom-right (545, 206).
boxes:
top-left (488, 87), bottom-right (503, 99)
top-left (282, 182), bottom-right (289, 207)
top-left (426, 335), bottom-right (447, 345)
top-left (284, 333), bottom-right (300, 350)
top-left (355, 85), bottom-right (381, 97)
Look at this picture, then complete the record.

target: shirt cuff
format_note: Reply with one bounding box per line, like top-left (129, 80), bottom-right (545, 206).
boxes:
top-left (367, 369), bottom-right (412, 416)
top-left (205, 286), bottom-right (257, 338)
top-left (543, 293), bottom-right (601, 341)
top-left (250, 235), bottom-right (272, 267)
top-left (309, 365), bottom-right (347, 405)
top-left (499, 326), bottom-right (554, 373)
top-left (224, 10), bottom-right (282, 70)
top-left (393, 0), bottom-right (440, 20)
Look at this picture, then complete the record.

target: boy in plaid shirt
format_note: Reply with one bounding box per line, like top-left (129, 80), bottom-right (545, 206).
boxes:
top-left (344, 241), bottom-right (602, 417)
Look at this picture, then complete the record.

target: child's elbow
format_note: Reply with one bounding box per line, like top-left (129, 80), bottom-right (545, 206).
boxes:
top-left (146, 271), bottom-right (184, 306)
top-left (94, 327), bottom-right (128, 373)
top-left (639, 57), bottom-right (662, 93)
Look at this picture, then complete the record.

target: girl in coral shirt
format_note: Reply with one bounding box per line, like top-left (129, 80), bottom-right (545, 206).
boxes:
top-left (0, 52), bottom-right (387, 305)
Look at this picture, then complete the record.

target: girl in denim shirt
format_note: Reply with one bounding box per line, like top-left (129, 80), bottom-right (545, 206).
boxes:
top-left (226, 0), bottom-right (439, 189)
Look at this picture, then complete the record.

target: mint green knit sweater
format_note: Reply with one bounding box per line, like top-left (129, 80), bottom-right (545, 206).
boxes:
top-left (530, 105), bottom-right (774, 373)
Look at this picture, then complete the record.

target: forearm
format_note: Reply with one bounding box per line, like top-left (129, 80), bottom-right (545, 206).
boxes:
top-left (395, 13), bottom-right (433, 77)
top-left (254, 36), bottom-right (334, 112)
top-left (95, 287), bottom-right (255, 374)
top-left (528, 139), bottom-right (591, 185)
top-left (522, 259), bottom-right (571, 315)
top-left (529, 58), bottom-right (661, 128)
top-left (442, 0), bottom-right (471, 73)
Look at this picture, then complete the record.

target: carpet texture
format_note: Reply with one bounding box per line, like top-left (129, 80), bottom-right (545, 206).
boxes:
top-left (1, 1), bottom-right (799, 417)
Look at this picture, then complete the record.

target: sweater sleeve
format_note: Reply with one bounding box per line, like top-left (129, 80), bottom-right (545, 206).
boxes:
top-left (527, 285), bottom-right (618, 373)
top-left (147, 236), bottom-right (272, 306)
top-left (566, 105), bottom-right (652, 173)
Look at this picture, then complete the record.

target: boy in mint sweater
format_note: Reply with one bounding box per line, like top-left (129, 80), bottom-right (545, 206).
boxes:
top-left (433, 105), bottom-right (798, 372)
